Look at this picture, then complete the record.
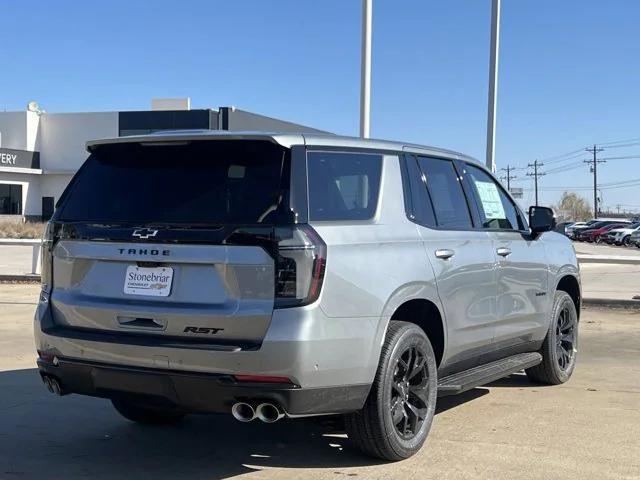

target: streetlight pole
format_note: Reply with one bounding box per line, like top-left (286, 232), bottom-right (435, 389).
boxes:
top-left (359, 0), bottom-right (372, 138)
top-left (485, 0), bottom-right (501, 172)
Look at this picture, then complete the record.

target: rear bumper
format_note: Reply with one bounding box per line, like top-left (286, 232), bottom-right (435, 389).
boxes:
top-left (37, 356), bottom-right (369, 416)
top-left (34, 296), bottom-right (385, 411)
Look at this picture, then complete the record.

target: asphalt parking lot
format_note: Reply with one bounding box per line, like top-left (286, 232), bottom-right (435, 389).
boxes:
top-left (1, 284), bottom-right (639, 480)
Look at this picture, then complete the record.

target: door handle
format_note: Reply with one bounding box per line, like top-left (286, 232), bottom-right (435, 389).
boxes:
top-left (435, 249), bottom-right (455, 260)
top-left (496, 247), bottom-right (512, 257)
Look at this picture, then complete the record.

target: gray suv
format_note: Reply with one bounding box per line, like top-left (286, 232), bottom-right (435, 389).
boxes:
top-left (35, 132), bottom-right (581, 461)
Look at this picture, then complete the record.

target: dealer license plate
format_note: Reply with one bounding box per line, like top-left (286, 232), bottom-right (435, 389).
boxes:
top-left (124, 266), bottom-right (174, 297)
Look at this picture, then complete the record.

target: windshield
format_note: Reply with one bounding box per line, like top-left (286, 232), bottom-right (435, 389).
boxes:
top-left (58, 140), bottom-right (291, 225)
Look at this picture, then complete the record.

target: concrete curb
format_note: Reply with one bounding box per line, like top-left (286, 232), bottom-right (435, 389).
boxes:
top-left (0, 274), bottom-right (40, 283)
top-left (578, 255), bottom-right (640, 265)
top-left (583, 298), bottom-right (640, 309)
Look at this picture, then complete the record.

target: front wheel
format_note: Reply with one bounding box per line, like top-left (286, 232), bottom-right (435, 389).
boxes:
top-left (345, 321), bottom-right (438, 461)
top-left (526, 291), bottom-right (579, 385)
top-left (111, 397), bottom-right (186, 425)
top-left (623, 236), bottom-right (631, 247)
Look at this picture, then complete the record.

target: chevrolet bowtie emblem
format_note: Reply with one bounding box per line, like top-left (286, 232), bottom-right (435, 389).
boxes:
top-left (132, 228), bottom-right (159, 239)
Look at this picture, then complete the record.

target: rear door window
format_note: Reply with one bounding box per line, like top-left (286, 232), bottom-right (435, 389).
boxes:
top-left (416, 156), bottom-right (473, 229)
top-left (465, 164), bottom-right (524, 231)
top-left (307, 151), bottom-right (382, 221)
top-left (57, 140), bottom-right (291, 225)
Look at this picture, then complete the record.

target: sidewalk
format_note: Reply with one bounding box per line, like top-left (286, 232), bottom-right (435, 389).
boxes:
top-left (0, 245), bottom-right (39, 278)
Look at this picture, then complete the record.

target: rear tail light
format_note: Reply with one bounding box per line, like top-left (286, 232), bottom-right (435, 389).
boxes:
top-left (40, 221), bottom-right (56, 294)
top-left (274, 225), bottom-right (326, 308)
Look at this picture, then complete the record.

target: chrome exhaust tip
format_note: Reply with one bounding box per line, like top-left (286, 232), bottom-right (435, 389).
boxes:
top-left (231, 402), bottom-right (256, 422)
top-left (42, 375), bottom-right (63, 395)
top-left (42, 375), bottom-right (54, 393)
top-left (256, 403), bottom-right (284, 423)
top-left (50, 377), bottom-right (62, 396)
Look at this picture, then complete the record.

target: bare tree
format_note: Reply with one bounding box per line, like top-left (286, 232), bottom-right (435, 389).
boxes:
top-left (553, 192), bottom-right (592, 222)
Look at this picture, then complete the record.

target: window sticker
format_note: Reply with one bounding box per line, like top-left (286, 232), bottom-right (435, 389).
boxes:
top-left (474, 180), bottom-right (505, 219)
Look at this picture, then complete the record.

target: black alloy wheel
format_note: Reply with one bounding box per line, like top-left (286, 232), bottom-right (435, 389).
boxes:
top-left (390, 346), bottom-right (431, 438)
top-left (555, 303), bottom-right (577, 371)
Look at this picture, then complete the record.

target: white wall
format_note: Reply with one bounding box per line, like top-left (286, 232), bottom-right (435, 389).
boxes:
top-left (40, 174), bottom-right (73, 206)
top-left (26, 111), bottom-right (41, 151)
top-left (0, 112), bottom-right (28, 150)
top-left (40, 112), bottom-right (118, 172)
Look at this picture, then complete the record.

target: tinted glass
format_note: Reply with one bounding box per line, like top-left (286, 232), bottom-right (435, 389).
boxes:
top-left (58, 140), bottom-right (291, 225)
top-left (307, 152), bottom-right (382, 221)
top-left (0, 184), bottom-right (22, 214)
top-left (416, 156), bottom-right (472, 228)
top-left (465, 164), bottom-right (522, 230)
top-left (402, 154), bottom-right (436, 227)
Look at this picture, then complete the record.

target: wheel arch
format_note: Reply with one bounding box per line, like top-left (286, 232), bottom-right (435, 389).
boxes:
top-left (389, 298), bottom-right (445, 367)
top-left (378, 282), bottom-right (446, 369)
top-left (556, 274), bottom-right (581, 319)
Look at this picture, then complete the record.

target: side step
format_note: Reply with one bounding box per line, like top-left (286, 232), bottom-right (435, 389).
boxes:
top-left (437, 352), bottom-right (542, 397)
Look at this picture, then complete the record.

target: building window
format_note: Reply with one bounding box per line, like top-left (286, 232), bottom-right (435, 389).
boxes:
top-left (0, 184), bottom-right (22, 215)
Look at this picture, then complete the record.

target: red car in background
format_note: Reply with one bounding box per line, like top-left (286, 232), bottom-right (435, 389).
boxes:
top-left (578, 223), bottom-right (629, 243)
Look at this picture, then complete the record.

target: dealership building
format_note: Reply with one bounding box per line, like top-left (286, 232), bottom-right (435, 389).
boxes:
top-left (0, 99), bottom-right (326, 220)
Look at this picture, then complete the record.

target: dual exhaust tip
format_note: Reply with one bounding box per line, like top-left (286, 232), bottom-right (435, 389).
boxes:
top-left (42, 375), bottom-right (63, 396)
top-left (231, 402), bottom-right (284, 423)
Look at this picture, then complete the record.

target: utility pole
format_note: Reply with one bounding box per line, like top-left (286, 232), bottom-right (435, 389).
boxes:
top-left (499, 165), bottom-right (517, 190)
top-left (584, 145), bottom-right (605, 218)
top-left (359, 0), bottom-right (372, 138)
top-left (527, 160), bottom-right (545, 206)
top-left (485, 0), bottom-right (501, 172)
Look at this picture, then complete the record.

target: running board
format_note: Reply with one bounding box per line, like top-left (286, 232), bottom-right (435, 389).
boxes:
top-left (437, 352), bottom-right (542, 396)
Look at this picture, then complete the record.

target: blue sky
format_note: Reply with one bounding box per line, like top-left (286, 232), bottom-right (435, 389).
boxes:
top-left (1, 0), bottom-right (639, 212)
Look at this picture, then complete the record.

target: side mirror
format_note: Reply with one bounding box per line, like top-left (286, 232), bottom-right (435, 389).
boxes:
top-left (529, 206), bottom-right (556, 235)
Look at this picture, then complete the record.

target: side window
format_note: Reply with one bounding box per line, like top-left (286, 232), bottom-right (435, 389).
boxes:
top-left (401, 154), bottom-right (436, 227)
top-left (465, 164), bottom-right (522, 230)
top-left (416, 156), bottom-right (473, 229)
top-left (307, 151), bottom-right (382, 221)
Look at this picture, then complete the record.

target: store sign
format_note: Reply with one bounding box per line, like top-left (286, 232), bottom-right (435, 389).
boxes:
top-left (509, 187), bottom-right (523, 199)
top-left (0, 148), bottom-right (40, 169)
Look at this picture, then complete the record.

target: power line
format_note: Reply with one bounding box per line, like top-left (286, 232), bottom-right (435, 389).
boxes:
top-left (584, 145), bottom-right (605, 218)
top-left (599, 154), bottom-right (640, 161)
top-left (526, 160), bottom-right (545, 206)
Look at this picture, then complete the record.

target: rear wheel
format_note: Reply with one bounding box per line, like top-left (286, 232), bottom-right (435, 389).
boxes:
top-left (526, 291), bottom-right (578, 385)
top-left (345, 321), bottom-right (437, 461)
top-left (623, 236), bottom-right (631, 247)
top-left (111, 397), bottom-right (186, 425)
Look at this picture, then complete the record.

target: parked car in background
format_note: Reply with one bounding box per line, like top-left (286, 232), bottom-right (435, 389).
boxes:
top-left (566, 220), bottom-right (597, 239)
top-left (555, 221), bottom-right (574, 236)
top-left (572, 220), bottom-right (630, 241)
top-left (630, 229), bottom-right (640, 248)
top-left (578, 223), bottom-right (630, 243)
top-left (602, 223), bottom-right (640, 246)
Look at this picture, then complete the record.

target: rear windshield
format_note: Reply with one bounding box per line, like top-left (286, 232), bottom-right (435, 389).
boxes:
top-left (58, 140), bottom-right (291, 225)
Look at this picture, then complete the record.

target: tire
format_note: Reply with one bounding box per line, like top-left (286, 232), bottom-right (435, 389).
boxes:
top-left (623, 236), bottom-right (631, 247)
top-left (111, 397), bottom-right (186, 425)
top-left (526, 291), bottom-right (579, 385)
top-left (344, 321), bottom-right (438, 461)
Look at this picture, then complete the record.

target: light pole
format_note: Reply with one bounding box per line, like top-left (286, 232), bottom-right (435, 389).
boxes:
top-left (360, 0), bottom-right (372, 138)
top-left (485, 0), bottom-right (501, 172)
